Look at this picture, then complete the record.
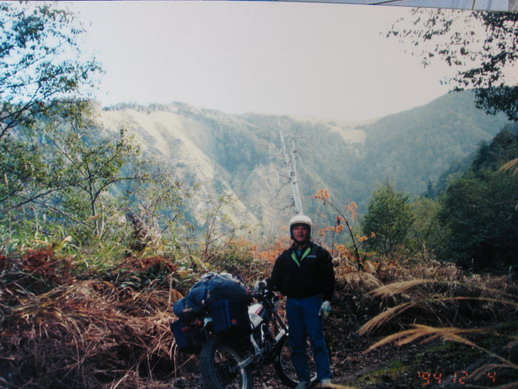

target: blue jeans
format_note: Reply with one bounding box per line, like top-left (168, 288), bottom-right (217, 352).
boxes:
top-left (286, 295), bottom-right (332, 382)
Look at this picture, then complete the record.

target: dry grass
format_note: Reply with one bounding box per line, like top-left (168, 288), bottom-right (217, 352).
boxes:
top-left (360, 323), bottom-right (518, 388)
top-left (1, 279), bottom-right (181, 388)
top-left (363, 324), bottom-right (488, 351)
top-left (357, 276), bottom-right (518, 336)
top-left (0, 250), bottom-right (189, 389)
top-left (2, 247), bottom-right (517, 388)
top-left (350, 259), bottom-right (518, 388)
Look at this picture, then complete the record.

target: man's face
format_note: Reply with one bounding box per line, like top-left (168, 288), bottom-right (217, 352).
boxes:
top-left (292, 224), bottom-right (309, 244)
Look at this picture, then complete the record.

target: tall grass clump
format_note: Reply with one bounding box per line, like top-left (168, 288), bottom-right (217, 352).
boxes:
top-left (357, 270), bottom-right (518, 387)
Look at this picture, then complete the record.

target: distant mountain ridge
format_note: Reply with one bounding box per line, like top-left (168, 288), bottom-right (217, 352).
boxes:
top-left (98, 91), bottom-right (511, 235)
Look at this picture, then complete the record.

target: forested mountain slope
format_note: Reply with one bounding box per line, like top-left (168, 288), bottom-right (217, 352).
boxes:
top-left (99, 91), bottom-right (510, 233)
top-left (356, 91), bottom-right (511, 197)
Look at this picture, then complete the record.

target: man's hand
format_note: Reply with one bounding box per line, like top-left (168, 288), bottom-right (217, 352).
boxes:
top-left (254, 279), bottom-right (268, 291)
top-left (319, 300), bottom-right (331, 319)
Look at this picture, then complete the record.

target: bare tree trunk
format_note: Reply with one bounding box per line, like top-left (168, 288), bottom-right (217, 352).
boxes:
top-left (279, 130), bottom-right (303, 215)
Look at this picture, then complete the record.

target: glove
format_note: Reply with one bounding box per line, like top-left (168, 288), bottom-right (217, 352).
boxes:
top-left (319, 300), bottom-right (331, 319)
top-left (254, 279), bottom-right (268, 291)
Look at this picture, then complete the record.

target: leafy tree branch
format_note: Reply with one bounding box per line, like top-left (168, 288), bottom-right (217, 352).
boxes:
top-left (0, 2), bottom-right (100, 139)
top-left (388, 9), bottom-right (517, 121)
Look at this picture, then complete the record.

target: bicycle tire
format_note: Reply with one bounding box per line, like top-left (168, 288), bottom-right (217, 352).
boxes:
top-left (273, 334), bottom-right (318, 388)
top-left (199, 337), bottom-right (253, 389)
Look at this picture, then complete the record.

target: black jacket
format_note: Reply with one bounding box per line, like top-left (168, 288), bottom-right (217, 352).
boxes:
top-left (266, 241), bottom-right (335, 301)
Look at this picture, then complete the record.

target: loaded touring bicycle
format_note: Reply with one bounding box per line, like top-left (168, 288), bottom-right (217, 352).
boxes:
top-left (170, 272), bottom-right (317, 389)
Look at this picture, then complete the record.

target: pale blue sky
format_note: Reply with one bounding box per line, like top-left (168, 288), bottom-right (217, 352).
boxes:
top-left (68, 1), bottom-right (460, 121)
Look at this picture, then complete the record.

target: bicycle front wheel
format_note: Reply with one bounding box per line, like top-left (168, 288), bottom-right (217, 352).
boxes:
top-left (199, 337), bottom-right (253, 389)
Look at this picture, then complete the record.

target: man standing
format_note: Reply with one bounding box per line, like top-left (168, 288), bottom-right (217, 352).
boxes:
top-left (264, 214), bottom-right (335, 388)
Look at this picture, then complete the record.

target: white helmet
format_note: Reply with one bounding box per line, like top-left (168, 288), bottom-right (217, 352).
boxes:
top-left (289, 214), bottom-right (312, 240)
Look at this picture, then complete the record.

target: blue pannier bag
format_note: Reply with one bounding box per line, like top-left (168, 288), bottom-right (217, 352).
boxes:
top-left (172, 272), bottom-right (250, 322)
top-left (206, 272), bottom-right (251, 305)
top-left (172, 297), bottom-right (204, 321)
top-left (209, 300), bottom-right (251, 334)
top-left (170, 319), bottom-right (195, 352)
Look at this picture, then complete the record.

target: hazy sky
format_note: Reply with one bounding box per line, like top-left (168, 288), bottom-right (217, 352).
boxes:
top-left (68, 1), bottom-right (460, 122)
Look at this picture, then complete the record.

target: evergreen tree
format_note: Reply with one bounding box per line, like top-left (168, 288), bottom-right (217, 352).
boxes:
top-left (361, 182), bottom-right (415, 257)
top-left (439, 130), bottom-right (518, 270)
